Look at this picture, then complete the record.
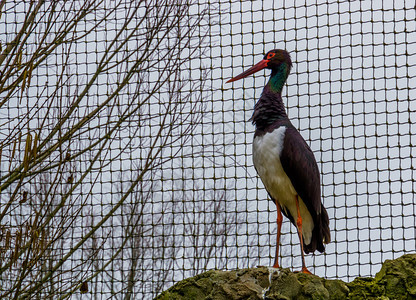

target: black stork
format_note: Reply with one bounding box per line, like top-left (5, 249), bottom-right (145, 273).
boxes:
top-left (227, 49), bottom-right (330, 274)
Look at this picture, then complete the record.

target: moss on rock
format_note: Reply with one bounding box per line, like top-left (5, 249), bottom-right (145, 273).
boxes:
top-left (156, 267), bottom-right (272, 300)
top-left (347, 254), bottom-right (416, 300)
top-left (155, 254), bottom-right (416, 300)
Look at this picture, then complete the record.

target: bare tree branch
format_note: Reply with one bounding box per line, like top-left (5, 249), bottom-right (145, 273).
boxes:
top-left (0, 1), bottom-right (216, 298)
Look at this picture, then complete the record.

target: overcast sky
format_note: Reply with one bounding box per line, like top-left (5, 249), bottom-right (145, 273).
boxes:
top-left (1, 1), bottom-right (415, 297)
top-left (214, 0), bottom-right (416, 280)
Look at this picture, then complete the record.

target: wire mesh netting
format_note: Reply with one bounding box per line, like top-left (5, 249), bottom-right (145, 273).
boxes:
top-left (1, 0), bottom-right (415, 298)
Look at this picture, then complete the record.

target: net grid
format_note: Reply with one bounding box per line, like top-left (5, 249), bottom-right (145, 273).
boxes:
top-left (0, 0), bottom-right (415, 298)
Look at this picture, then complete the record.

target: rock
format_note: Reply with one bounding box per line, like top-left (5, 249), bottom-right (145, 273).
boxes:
top-left (348, 253), bottom-right (416, 299)
top-left (155, 267), bottom-right (272, 300)
top-left (155, 254), bottom-right (416, 299)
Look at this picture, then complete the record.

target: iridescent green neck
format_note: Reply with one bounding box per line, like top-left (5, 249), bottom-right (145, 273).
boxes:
top-left (266, 63), bottom-right (289, 93)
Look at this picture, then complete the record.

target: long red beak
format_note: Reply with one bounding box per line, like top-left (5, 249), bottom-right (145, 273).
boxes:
top-left (226, 59), bottom-right (269, 83)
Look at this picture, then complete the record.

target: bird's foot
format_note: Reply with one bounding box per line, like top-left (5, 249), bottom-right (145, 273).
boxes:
top-left (271, 262), bottom-right (280, 269)
top-left (293, 267), bottom-right (312, 274)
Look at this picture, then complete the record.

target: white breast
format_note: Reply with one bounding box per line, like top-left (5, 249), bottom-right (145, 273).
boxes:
top-left (253, 127), bottom-right (314, 244)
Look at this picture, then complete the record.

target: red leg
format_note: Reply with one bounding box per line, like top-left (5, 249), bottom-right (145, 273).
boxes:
top-left (273, 201), bottom-right (283, 268)
top-left (295, 195), bottom-right (312, 274)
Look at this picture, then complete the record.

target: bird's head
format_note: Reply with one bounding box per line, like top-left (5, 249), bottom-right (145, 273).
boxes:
top-left (227, 49), bottom-right (292, 83)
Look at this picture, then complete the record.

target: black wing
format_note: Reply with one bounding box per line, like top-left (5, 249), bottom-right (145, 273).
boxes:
top-left (279, 125), bottom-right (330, 253)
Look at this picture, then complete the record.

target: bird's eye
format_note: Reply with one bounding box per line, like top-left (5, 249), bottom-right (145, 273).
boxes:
top-left (267, 52), bottom-right (275, 59)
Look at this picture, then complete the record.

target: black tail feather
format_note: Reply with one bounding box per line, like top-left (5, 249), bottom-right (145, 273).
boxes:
top-left (304, 204), bottom-right (330, 254)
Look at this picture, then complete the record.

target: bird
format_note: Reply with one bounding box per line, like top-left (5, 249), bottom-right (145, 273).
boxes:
top-left (227, 49), bottom-right (330, 274)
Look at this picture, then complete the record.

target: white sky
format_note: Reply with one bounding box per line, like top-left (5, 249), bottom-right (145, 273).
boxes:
top-left (1, 1), bottom-right (416, 297)
top-left (213, 0), bottom-right (416, 280)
